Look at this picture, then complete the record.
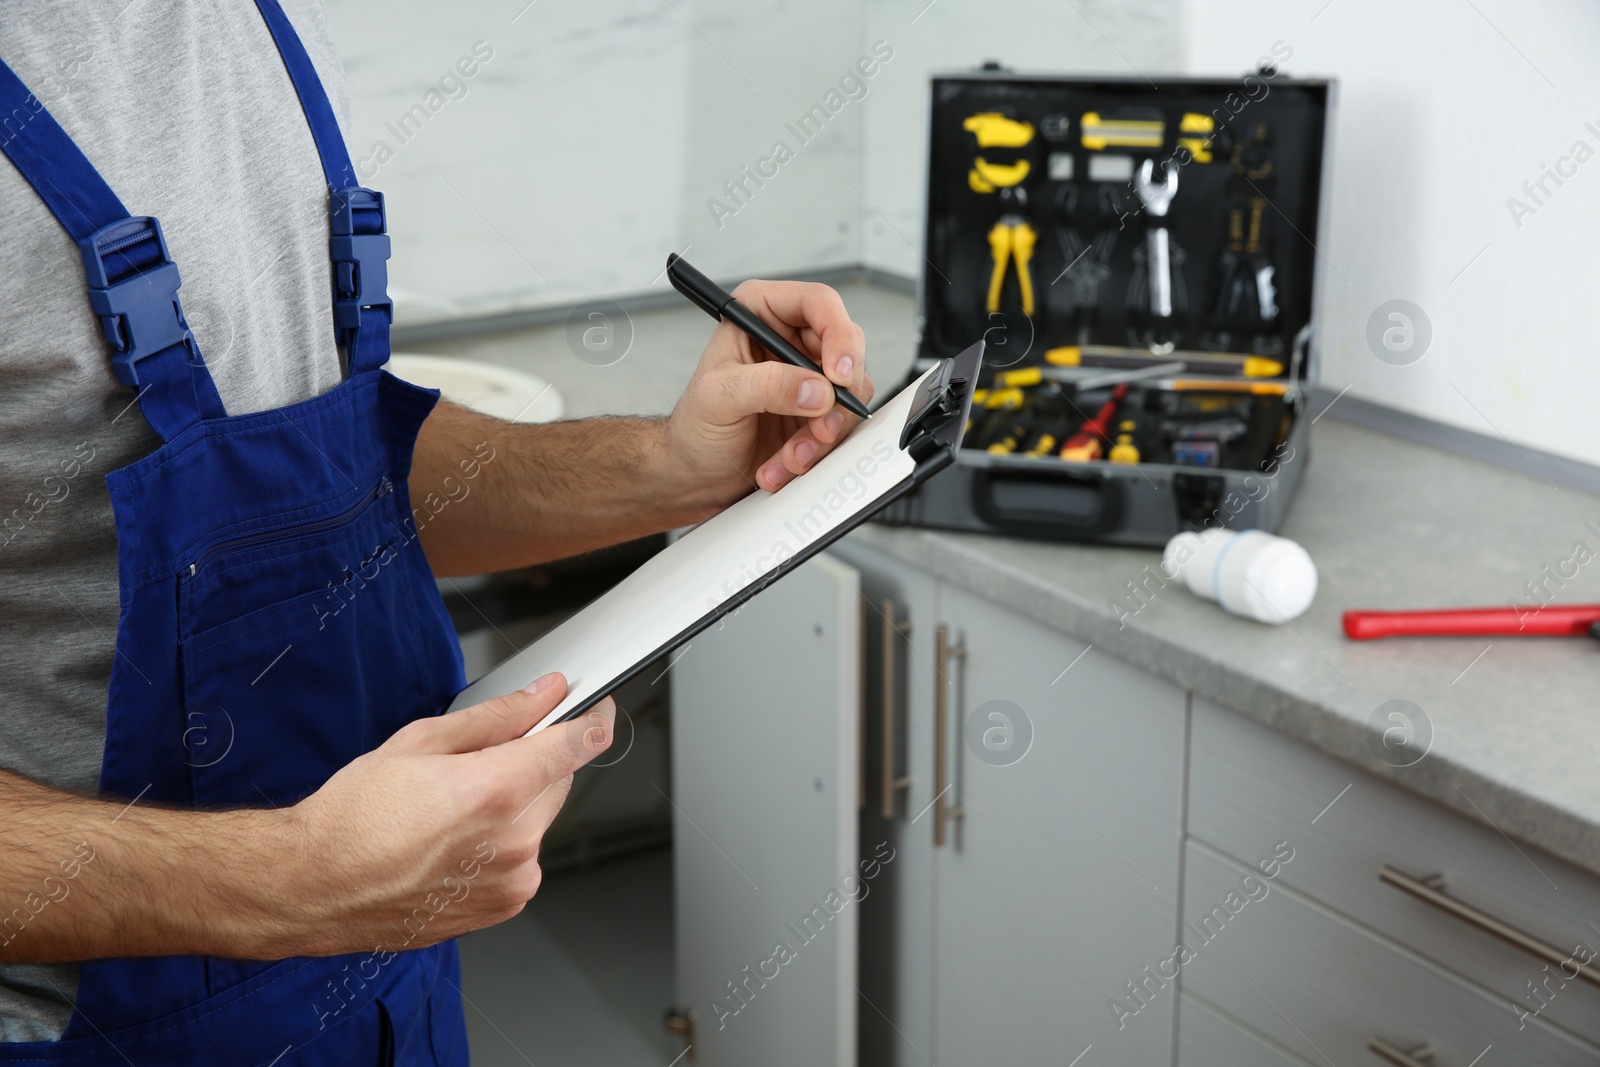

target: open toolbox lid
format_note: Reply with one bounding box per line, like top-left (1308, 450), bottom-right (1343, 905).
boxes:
top-left (912, 67), bottom-right (1334, 388)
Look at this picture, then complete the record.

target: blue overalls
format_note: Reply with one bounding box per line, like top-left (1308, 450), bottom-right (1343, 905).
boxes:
top-left (0, 2), bottom-right (472, 1062)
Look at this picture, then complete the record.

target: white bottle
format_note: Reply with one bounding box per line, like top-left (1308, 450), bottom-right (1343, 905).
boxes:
top-left (1162, 529), bottom-right (1317, 624)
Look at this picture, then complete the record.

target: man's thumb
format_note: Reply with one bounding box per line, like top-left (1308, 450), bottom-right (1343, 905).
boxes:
top-left (418, 673), bottom-right (569, 754)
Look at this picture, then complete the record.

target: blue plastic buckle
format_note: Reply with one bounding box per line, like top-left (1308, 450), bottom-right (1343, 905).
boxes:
top-left (329, 187), bottom-right (392, 342)
top-left (76, 217), bottom-right (196, 388)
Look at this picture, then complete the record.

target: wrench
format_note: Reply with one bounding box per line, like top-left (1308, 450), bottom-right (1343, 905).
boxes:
top-left (1133, 159), bottom-right (1179, 319)
top-left (1255, 264), bottom-right (1279, 321)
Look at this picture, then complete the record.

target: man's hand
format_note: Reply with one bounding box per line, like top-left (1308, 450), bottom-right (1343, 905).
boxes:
top-left (409, 279), bottom-right (875, 575)
top-left (282, 673), bottom-right (612, 956)
top-left (663, 280), bottom-right (875, 504)
top-left (0, 675), bottom-right (610, 964)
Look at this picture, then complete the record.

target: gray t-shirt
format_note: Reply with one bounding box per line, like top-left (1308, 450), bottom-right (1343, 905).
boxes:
top-left (0, 1), bottom-right (350, 1040)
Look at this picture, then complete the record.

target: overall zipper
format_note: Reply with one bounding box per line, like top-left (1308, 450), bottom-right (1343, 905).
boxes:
top-left (184, 477), bottom-right (393, 578)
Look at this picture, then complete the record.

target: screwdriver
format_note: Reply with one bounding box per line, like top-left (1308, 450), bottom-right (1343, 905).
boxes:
top-left (1046, 345), bottom-right (1283, 379)
top-left (1108, 418), bottom-right (1140, 463)
top-left (665, 254), bottom-right (872, 419)
top-left (1059, 384), bottom-right (1128, 461)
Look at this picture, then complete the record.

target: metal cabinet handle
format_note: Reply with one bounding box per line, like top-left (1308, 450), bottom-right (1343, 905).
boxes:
top-left (857, 595), bottom-right (866, 813)
top-left (933, 624), bottom-right (966, 847)
top-left (1368, 1038), bottom-right (1435, 1067)
top-left (880, 600), bottom-right (911, 819)
top-left (1379, 866), bottom-right (1600, 987)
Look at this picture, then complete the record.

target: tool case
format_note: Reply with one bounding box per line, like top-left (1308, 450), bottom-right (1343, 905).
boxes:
top-left (876, 66), bottom-right (1335, 547)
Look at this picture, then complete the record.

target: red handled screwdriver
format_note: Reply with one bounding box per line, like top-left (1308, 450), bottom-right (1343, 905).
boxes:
top-left (1059, 383), bottom-right (1128, 461)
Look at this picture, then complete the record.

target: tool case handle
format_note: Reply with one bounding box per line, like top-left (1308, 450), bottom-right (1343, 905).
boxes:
top-left (970, 465), bottom-right (1125, 540)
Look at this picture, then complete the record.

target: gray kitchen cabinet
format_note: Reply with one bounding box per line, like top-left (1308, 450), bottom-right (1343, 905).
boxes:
top-left (1178, 993), bottom-right (1314, 1067)
top-left (833, 539), bottom-right (1188, 1066)
top-left (670, 553), bottom-right (863, 1067)
top-left (1180, 841), bottom-right (1600, 1065)
top-left (672, 536), bottom-right (1600, 1067)
top-left (830, 539), bottom-right (942, 1067)
top-left (929, 582), bottom-right (1187, 1067)
top-left (1188, 696), bottom-right (1600, 1049)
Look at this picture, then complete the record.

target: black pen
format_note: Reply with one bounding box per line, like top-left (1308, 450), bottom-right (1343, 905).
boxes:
top-left (665, 253), bottom-right (872, 420)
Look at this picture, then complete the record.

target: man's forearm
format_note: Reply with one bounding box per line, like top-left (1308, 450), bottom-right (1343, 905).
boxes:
top-left (0, 771), bottom-right (304, 964)
top-left (411, 399), bottom-right (726, 576)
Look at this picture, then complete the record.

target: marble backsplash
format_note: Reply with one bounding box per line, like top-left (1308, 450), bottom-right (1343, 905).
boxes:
top-left (324, 0), bottom-right (1180, 326)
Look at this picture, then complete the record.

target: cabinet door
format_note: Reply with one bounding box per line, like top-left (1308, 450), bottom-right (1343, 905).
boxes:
top-left (932, 584), bottom-right (1187, 1066)
top-left (671, 554), bottom-right (862, 1067)
top-left (1179, 992), bottom-right (1314, 1067)
top-left (1181, 842), bottom-right (1600, 1065)
top-left (1188, 697), bottom-right (1600, 1046)
top-left (829, 537), bottom-right (943, 1067)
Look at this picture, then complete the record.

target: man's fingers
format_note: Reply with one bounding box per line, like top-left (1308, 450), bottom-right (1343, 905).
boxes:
top-left (731, 280), bottom-right (864, 389)
top-left (706, 360), bottom-right (834, 428)
top-left (758, 460), bottom-right (795, 492)
top-left (764, 430), bottom-right (825, 484)
top-left (795, 321), bottom-right (869, 393)
top-left (758, 420), bottom-right (844, 489)
top-left (509, 773), bottom-right (574, 838)
top-left (752, 369), bottom-right (880, 490)
top-left (392, 673), bottom-right (568, 754)
top-left (477, 696), bottom-right (617, 799)
top-left (572, 698), bottom-right (618, 757)
top-left (809, 371), bottom-right (874, 446)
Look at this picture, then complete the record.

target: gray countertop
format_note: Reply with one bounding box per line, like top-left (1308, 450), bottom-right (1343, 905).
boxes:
top-left (413, 283), bottom-right (1600, 877)
top-left (850, 411), bottom-right (1600, 879)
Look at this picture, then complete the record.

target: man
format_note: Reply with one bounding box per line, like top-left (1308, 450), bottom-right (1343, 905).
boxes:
top-left (0, 1), bottom-right (872, 1061)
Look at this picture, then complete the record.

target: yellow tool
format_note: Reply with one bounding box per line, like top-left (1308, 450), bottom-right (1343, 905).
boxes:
top-left (1178, 112), bottom-right (1214, 163)
top-left (987, 418), bottom-right (1032, 454)
top-left (1045, 345), bottom-right (1283, 379)
top-left (1168, 379), bottom-right (1288, 395)
top-left (965, 113), bottom-right (1036, 192)
top-left (995, 367), bottom-right (1043, 388)
top-left (1024, 427), bottom-right (1062, 456)
top-left (1080, 111), bottom-right (1164, 150)
top-left (982, 380), bottom-right (1036, 454)
top-left (964, 112), bottom-right (1035, 147)
top-left (969, 158), bottom-right (1031, 193)
top-left (986, 218), bottom-right (1037, 315)
top-left (1108, 419), bottom-right (1140, 463)
top-left (964, 111), bottom-right (1038, 316)
top-left (970, 387), bottom-right (1026, 449)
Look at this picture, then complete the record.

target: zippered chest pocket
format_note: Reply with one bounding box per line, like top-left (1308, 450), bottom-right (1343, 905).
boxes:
top-left (173, 471), bottom-right (464, 808)
top-left (178, 477), bottom-right (404, 638)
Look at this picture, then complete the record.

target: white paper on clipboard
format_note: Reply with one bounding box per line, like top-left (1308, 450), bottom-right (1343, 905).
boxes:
top-left (448, 341), bottom-right (982, 732)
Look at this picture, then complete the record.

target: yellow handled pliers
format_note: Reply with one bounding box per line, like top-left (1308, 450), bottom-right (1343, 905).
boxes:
top-left (986, 217), bottom-right (1037, 316)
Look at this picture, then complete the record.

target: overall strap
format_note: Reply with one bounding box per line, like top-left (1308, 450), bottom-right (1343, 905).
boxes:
top-left (253, 0), bottom-right (393, 377)
top-left (0, 61), bottom-right (226, 441)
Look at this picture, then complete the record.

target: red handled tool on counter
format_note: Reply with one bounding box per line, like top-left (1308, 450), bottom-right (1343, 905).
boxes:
top-left (1343, 605), bottom-right (1600, 640)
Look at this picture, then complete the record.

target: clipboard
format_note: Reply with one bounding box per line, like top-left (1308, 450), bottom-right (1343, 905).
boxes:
top-left (448, 340), bottom-right (984, 731)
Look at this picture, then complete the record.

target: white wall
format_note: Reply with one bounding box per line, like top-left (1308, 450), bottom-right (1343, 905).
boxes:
top-left (858, 0), bottom-right (1182, 277)
top-left (327, 1), bottom-right (688, 320)
top-left (325, 0), bottom-right (1178, 322)
top-left (325, 0), bottom-right (869, 323)
top-left (1183, 0), bottom-right (1600, 467)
